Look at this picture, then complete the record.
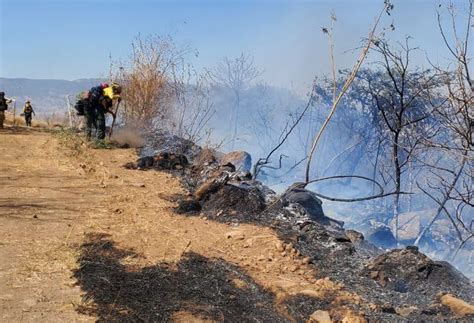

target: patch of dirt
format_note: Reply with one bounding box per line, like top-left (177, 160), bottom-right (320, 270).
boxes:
top-left (0, 127), bottom-right (358, 322)
top-left (0, 127), bottom-right (99, 322)
top-left (74, 233), bottom-right (288, 322)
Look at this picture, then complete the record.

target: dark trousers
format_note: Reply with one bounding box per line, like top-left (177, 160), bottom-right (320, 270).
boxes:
top-left (95, 108), bottom-right (106, 140)
top-left (85, 103), bottom-right (106, 140)
top-left (84, 107), bottom-right (96, 140)
top-left (24, 113), bottom-right (32, 127)
top-left (0, 111), bottom-right (5, 128)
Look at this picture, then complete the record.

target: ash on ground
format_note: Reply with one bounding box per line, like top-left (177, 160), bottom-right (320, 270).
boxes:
top-left (124, 131), bottom-right (474, 322)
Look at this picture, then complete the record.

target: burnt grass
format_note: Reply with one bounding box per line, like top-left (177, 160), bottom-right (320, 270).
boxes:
top-left (119, 145), bottom-right (474, 321)
top-left (74, 233), bottom-right (331, 322)
top-left (176, 184), bottom-right (474, 321)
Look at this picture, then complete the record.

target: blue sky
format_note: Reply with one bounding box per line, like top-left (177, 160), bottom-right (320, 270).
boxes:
top-left (0, 0), bottom-right (471, 92)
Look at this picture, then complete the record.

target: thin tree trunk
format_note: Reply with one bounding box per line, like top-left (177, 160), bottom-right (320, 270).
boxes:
top-left (231, 93), bottom-right (240, 150)
top-left (372, 140), bottom-right (382, 194)
top-left (414, 152), bottom-right (468, 246)
top-left (393, 132), bottom-right (401, 242)
top-left (408, 160), bottom-right (413, 212)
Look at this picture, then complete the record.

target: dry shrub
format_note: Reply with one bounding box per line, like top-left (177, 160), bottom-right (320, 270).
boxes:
top-left (113, 34), bottom-right (214, 143)
top-left (115, 35), bottom-right (183, 130)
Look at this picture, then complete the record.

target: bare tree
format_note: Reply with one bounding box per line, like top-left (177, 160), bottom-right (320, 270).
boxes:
top-left (414, 0), bottom-right (473, 253)
top-left (170, 66), bottom-right (215, 143)
top-left (359, 38), bottom-right (440, 241)
top-left (208, 53), bottom-right (261, 149)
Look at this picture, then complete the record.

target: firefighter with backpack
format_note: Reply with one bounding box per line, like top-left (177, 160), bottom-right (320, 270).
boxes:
top-left (23, 100), bottom-right (35, 127)
top-left (89, 82), bottom-right (122, 140)
top-left (75, 82), bottom-right (122, 141)
top-left (74, 91), bottom-right (94, 140)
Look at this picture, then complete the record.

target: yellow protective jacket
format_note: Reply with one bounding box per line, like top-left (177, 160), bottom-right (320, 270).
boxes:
top-left (103, 86), bottom-right (121, 100)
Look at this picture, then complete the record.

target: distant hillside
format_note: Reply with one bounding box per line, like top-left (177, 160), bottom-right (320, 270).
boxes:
top-left (0, 78), bottom-right (105, 117)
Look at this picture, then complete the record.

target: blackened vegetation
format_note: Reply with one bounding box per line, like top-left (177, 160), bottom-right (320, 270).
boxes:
top-left (364, 247), bottom-right (473, 300)
top-left (199, 184), bottom-right (266, 221)
top-left (74, 233), bottom-right (289, 322)
top-left (123, 133), bottom-right (474, 321)
top-left (124, 152), bottom-right (188, 171)
top-left (186, 179), bottom-right (474, 320)
top-left (284, 294), bottom-right (332, 322)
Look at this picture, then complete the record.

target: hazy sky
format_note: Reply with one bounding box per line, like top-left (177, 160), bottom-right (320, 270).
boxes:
top-left (0, 0), bottom-right (471, 92)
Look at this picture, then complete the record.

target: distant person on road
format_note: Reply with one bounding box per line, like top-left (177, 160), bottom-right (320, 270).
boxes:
top-left (87, 82), bottom-right (122, 141)
top-left (23, 100), bottom-right (35, 127)
top-left (0, 92), bottom-right (13, 129)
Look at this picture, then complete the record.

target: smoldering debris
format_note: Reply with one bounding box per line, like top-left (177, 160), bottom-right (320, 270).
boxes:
top-left (365, 247), bottom-right (473, 300)
top-left (124, 152), bottom-right (188, 171)
top-left (140, 130), bottom-right (202, 163)
top-left (123, 131), bottom-right (474, 321)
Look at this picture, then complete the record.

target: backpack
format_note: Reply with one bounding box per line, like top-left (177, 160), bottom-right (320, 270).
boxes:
top-left (88, 86), bottom-right (104, 104)
top-left (74, 99), bottom-right (87, 116)
top-left (74, 92), bottom-right (89, 116)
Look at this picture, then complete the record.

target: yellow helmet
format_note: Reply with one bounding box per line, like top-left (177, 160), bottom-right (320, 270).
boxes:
top-left (111, 82), bottom-right (122, 94)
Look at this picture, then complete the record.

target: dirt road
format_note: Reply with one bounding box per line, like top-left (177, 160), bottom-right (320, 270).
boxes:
top-left (0, 128), bottom-right (99, 322)
top-left (0, 127), bottom-right (360, 322)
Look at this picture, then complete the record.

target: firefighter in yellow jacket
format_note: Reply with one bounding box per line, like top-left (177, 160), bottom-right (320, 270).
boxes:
top-left (23, 100), bottom-right (35, 127)
top-left (97, 83), bottom-right (121, 140)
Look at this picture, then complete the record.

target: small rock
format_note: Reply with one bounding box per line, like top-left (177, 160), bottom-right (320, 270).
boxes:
top-left (33, 214), bottom-right (38, 219)
top-left (290, 265), bottom-right (299, 272)
top-left (302, 257), bottom-right (311, 265)
top-left (345, 229), bottom-right (364, 243)
top-left (396, 306), bottom-right (418, 317)
top-left (219, 151), bottom-right (252, 173)
top-left (243, 239), bottom-right (253, 248)
top-left (440, 293), bottom-right (474, 317)
top-left (369, 271), bottom-right (378, 279)
top-left (274, 241), bottom-right (285, 252)
top-left (308, 310), bottom-right (331, 323)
